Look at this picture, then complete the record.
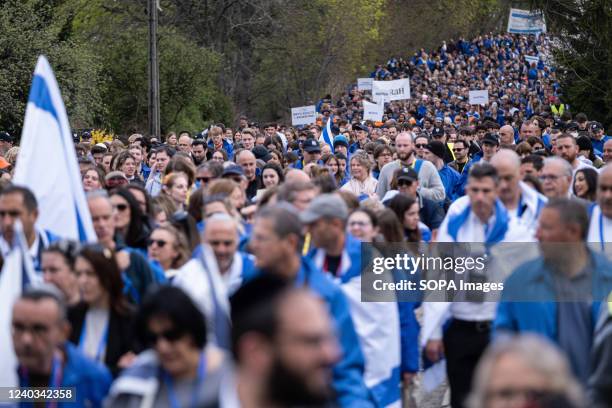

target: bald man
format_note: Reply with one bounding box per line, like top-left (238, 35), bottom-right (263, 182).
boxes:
top-left (603, 139), bottom-right (612, 165)
top-left (491, 150), bottom-right (547, 235)
top-left (284, 168), bottom-right (311, 184)
top-left (499, 125), bottom-right (516, 146)
top-left (587, 165), bottom-right (612, 246)
top-left (236, 149), bottom-right (262, 201)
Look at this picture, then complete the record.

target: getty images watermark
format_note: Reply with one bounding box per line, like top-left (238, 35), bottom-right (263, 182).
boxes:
top-left (360, 242), bottom-right (612, 303)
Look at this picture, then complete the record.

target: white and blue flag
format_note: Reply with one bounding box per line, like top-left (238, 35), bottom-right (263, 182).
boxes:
top-left (13, 56), bottom-right (96, 242)
top-left (320, 115), bottom-right (335, 153)
top-left (0, 221), bottom-right (40, 390)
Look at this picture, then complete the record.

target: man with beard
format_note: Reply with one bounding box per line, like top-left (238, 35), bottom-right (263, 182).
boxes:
top-left (249, 205), bottom-right (375, 407)
top-left (191, 139), bottom-right (208, 166)
top-left (376, 132), bottom-right (445, 202)
top-left (495, 198), bottom-right (612, 385)
top-left (230, 275), bottom-right (340, 408)
top-left (587, 165), bottom-right (612, 247)
top-left (556, 132), bottom-right (596, 174)
top-left (448, 139), bottom-right (470, 175)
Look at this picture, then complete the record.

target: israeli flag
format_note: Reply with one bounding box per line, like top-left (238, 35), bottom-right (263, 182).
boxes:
top-left (13, 56), bottom-right (96, 242)
top-left (0, 221), bottom-right (40, 390)
top-left (321, 115), bottom-right (335, 153)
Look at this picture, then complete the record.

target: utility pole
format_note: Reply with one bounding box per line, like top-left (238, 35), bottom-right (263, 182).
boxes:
top-left (147, 0), bottom-right (160, 139)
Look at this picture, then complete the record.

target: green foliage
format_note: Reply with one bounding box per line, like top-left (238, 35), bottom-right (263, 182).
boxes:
top-left (530, 0), bottom-right (612, 127)
top-left (0, 0), bottom-right (104, 136)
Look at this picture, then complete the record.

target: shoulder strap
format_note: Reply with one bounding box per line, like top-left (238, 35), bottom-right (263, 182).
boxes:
top-left (414, 158), bottom-right (423, 175)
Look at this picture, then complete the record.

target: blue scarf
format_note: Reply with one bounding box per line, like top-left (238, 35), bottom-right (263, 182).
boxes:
top-left (447, 199), bottom-right (508, 243)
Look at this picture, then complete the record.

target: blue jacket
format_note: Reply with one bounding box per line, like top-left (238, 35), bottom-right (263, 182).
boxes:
top-left (494, 250), bottom-right (612, 342)
top-left (438, 164), bottom-right (461, 202)
top-left (18, 342), bottom-right (112, 408)
top-left (207, 139), bottom-right (234, 160)
top-left (251, 256), bottom-right (375, 408)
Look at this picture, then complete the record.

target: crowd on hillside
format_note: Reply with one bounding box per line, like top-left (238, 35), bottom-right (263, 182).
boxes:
top-left (2, 31), bottom-right (612, 408)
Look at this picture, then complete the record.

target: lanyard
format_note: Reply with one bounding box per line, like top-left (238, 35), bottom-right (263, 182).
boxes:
top-left (162, 352), bottom-right (206, 408)
top-left (78, 316), bottom-right (109, 363)
top-left (516, 195), bottom-right (528, 218)
top-left (600, 212), bottom-right (606, 251)
top-left (19, 352), bottom-right (63, 408)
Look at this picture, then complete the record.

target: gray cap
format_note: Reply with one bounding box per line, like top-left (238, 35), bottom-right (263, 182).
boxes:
top-left (299, 194), bottom-right (348, 224)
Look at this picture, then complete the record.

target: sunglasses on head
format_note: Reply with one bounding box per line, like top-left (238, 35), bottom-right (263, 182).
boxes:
top-left (148, 238), bottom-right (167, 248)
top-left (146, 327), bottom-right (184, 346)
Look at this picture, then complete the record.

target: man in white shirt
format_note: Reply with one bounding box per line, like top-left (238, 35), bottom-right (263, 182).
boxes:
top-left (491, 150), bottom-right (547, 236)
top-left (425, 162), bottom-right (528, 408)
top-left (587, 165), bottom-right (612, 248)
top-left (556, 132), bottom-right (596, 174)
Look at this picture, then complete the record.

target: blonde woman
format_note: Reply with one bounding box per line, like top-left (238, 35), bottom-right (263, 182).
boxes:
top-left (340, 152), bottom-right (377, 197)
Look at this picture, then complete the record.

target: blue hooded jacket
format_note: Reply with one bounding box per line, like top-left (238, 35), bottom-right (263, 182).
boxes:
top-left (18, 342), bottom-right (112, 408)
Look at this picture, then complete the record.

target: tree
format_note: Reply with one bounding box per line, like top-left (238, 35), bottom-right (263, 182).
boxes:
top-left (0, 0), bottom-right (104, 136)
top-left (530, 0), bottom-right (612, 127)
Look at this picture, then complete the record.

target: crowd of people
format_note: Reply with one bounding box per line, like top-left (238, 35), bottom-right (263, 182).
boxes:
top-left (2, 31), bottom-right (612, 408)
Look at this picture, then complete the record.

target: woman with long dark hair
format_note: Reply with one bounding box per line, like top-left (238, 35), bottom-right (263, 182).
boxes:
top-left (110, 188), bottom-right (151, 251)
top-left (573, 167), bottom-right (598, 202)
top-left (68, 244), bottom-right (135, 376)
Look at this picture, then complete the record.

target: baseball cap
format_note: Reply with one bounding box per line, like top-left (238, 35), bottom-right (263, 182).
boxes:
top-left (303, 138), bottom-right (321, 153)
top-left (590, 122), bottom-right (604, 132)
top-left (222, 164), bottom-right (245, 177)
top-left (353, 123), bottom-right (369, 132)
top-left (333, 135), bottom-right (349, 148)
top-left (481, 133), bottom-right (500, 146)
top-left (396, 167), bottom-right (418, 182)
top-left (252, 145), bottom-right (272, 162)
top-left (81, 131), bottom-right (92, 139)
top-left (0, 131), bottom-right (14, 143)
top-left (299, 194), bottom-right (348, 224)
top-left (431, 127), bottom-right (445, 137)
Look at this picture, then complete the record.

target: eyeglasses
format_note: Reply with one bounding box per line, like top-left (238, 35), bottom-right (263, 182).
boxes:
top-left (209, 240), bottom-right (234, 247)
top-left (12, 322), bottom-right (51, 337)
top-left (114, 204), bottom-right (128, 212)
top-left (397, 180), bottom-right (413, 187)
top-left (196, 177), bottom-right (211, 184)
top-left (540, 174), bottom-right (561, 181)
top-left (148, 239), bottom-right (167, 248)
top-left (0, 210), bottom-right (21, 218)
top-left (453, 148), bottom-right (466, 152)
top-left (415, 144), bottom-right (428, 149)
top-left (348, 221), bottom-right (371, 228)
top-left (146, 327), bottom-right (185, 346)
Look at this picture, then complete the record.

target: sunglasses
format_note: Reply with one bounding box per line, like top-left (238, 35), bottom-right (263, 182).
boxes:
top-left (196, 177), bottom-right (211, 184)
top-left (453, 148), bottom-right (465, 152)
top-left (146, 327), bottom-right (185, 346)
top-left (209, 240), bottom-right (234, 247)
top-left (397, 180), bottom-right (413, 187)
top-left (0, 210), bottom-right (21, 218)
top-left (148, 239), bottom-right (167, 248)
top-left (114, 204), bottom-right (128, 212)
top-left (415, 144), bottom-right (428, 149)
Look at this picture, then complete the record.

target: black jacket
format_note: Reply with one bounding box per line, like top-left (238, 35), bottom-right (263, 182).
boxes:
top-left (68, 302), bottom-right (136, 377)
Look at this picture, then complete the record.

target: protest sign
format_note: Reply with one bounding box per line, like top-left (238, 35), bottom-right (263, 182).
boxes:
top-left (291, 105), bottom-right (317, 126)
top-left (363, 100), bottom-right (384, 122)
top-left (372, 79), bottom-right (411, 103)
top-left (358, 77), bottom-right (373, 91)
top-left (507, 8), bottom-right (546, 34)
top-left (469, 90), bottom-right (489, 106)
